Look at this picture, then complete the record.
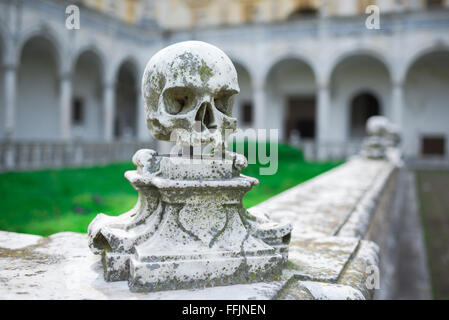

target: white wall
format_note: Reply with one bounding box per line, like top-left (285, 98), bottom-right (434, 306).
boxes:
top-left (333, 0), bottom-right (356, 16)
top-left (404, 51), bottom-right (449, 159)
top-left (115, 62), bottom-right (138, 140)
top-left (330, 56), bottom-right (392, 142)
top-left (16, 38), bottom-right (60, 140)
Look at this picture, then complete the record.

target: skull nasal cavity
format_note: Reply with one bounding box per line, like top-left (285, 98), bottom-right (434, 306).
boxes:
top-left (195, 102), bottom-right (217, 131)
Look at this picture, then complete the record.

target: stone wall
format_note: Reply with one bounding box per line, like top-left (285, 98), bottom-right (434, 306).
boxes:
top-left (251, 156), bottom-right (397, 299)
top-left (0, 155), bottom-right (405, 299)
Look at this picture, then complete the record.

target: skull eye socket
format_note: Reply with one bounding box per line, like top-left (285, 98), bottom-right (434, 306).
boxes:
top-left (213, 90), bottom-right (237, 116)
top-left (163, 87), bottom-right (195, 115)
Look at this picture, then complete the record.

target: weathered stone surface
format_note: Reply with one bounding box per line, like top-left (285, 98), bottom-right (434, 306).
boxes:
top-left (337, 162), bottom-right (395, 238)
top-left (142, 40), bottom-right (239, 148)
top-left (88, 41), bottom-right (292, 292)
top-left (361, 116), bottom-right (401, 161)
top-left (338, 240), bottom-right (380, 299)
top-left (0, 230), bottom-right (42, 250)
top-left (278, 237), bottom-right (380, 300)
top-left (275, 280), bottom-right (365, 300)
top-left (0, 231), bottom-right (372, 300)
top-left (88, 151), bottom-right (291, 292)
top-left (251, 158), bottom-right (393, 241)
top-left (285, 237), bottom-right (361, 283)
top-left (0, 232), bottom-right (285, 299)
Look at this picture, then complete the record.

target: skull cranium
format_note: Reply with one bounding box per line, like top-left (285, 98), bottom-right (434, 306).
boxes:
top-left (142, 41), bottom-right (239, 149)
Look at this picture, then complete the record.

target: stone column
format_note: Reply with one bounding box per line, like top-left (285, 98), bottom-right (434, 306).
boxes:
top-left (317, 82), bottom-right (330, 143)
top-left (318, 0), bottom-right (329, 18)
top-left (253, 80), bottom-right (265, 130)
top-left (59, 73), bottom-right (72, 140)
top-left (103, 82), bottom-right (116, 142)
top-left (317, 83), bottom-right (331, 160)
top-left (392, 80), bottom-right (404, 129)
top-left (3, 64), bottom-right (17, 138)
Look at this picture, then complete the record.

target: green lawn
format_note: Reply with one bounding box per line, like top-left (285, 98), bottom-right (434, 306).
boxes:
top-left (0, 143), bottom-right (342, 236)
top-left (416, 170), bottom-right (449, 300)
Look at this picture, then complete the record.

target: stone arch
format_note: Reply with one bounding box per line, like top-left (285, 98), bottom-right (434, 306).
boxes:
top-left (71, 49), bottom-right (105, 141)
top-left (71, 45), bottom-right (107, 82)
top-left (264, 56), bottom-right (317, 141)
top-left (402, 42), bottom-right (449, 82)
top-left (287, 1), bottom-right (319, 19)
top-left (403, 49), bottom-right (449, 159)
top-left (17, 25), bottom-right (64, 75)
top-left (329, 48), bottom-right (392, 81)
top-left (114, 58), bottom-right (140, 139)
top-left (330, 52), bottom-right (392, 142)
top-left (16, 34), bottom-right (61, 140)
top-left (112, 55), bottom-right (141, 84)
top-left (264, 53), bottom-right (318, 86)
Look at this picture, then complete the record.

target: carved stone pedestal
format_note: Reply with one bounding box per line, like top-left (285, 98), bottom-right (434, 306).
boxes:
top-left (361, 136), bottom-right (387, 160)
top-left (361, 116), bottom-right (401, 160)
top-left (88, 150), bottom-right (291, 292)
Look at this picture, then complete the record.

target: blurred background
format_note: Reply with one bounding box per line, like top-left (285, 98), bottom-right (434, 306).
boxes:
top-left (1, 0), bottom-right (449, 164)
top-left (0, 0), bottom-right (448, 299)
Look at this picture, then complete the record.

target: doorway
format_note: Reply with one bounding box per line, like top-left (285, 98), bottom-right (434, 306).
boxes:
top-left (285, 97), bottom-right (316, 141)
top-left (350, 93), bottom-right (381, 138)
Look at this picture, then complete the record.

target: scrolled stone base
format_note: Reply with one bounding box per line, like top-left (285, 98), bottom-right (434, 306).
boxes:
top-left (88, 150), bottom-right (291, 292)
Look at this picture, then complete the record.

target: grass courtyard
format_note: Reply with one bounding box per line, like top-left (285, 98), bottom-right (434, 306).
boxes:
top-left (0, 143), bottom-right (342, 236)
top-left (416, 170), bottom-right (449, 300)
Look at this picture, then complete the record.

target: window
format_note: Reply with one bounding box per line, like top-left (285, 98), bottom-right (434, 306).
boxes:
top-left (426, 0), bottom-right (444, 8)
top-left (241, 102), bottom-right (253, 125)
top-left (72, 98), bottom-right (84, 125)
top-left (421, 136), bottom-right (446, 156)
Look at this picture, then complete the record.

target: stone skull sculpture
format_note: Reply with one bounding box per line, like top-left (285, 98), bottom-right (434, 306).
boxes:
top-left (366, 116), bottom-right (389, 137)
top-left (142, 41), bottom-right (239, 149)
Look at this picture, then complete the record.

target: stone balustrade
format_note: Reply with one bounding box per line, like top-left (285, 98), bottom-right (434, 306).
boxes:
top-left (0, 155), bottom-right (399, 299)
top-left (0, 139), bottom-right (362, 172)
top-left (296, 139), bottom-right (363, 161)
top-left (0, 140), bottom-right (156, 172)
